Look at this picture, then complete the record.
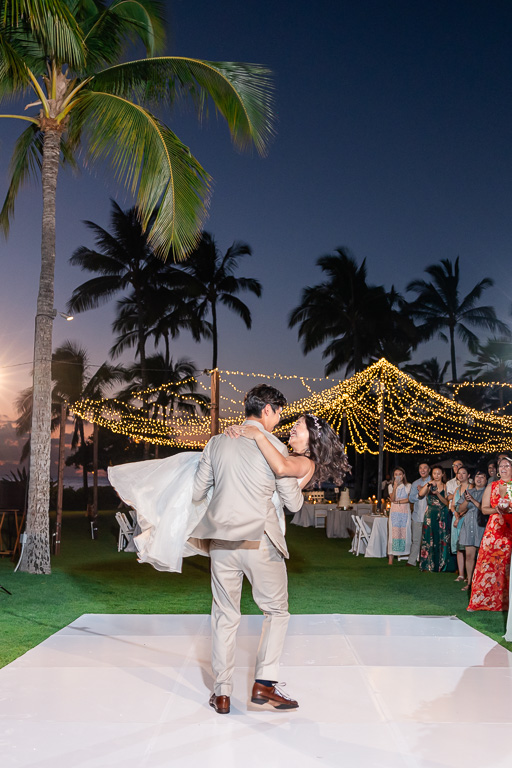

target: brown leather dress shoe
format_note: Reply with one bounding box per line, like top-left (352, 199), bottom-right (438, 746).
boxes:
top-left (209, 693), bottom-right (230, 714)
top-left (251, 682), bottom-right (299, 710)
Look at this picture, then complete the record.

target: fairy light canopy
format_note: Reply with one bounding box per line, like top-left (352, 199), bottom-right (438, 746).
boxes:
top-left (69, 359), bottom-right (512, 453)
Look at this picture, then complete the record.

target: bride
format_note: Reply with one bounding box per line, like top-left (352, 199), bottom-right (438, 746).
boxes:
top-left (108, 412), bottom-right (350, 573)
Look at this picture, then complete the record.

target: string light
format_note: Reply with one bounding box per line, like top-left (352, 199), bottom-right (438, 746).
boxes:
top-left (70, 359), bottom-right (512, 453)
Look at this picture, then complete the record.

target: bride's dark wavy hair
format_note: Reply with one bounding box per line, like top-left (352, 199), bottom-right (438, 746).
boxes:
top-left (301, 413), bottom-right (351, 487)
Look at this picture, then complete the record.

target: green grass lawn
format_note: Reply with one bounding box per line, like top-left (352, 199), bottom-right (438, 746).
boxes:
top-left (1, 509), bottom-right (511, 668)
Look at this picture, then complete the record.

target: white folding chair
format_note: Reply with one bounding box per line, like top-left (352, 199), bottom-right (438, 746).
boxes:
top-left (351, 514), bottom-right (370, 556)
top-left (115, 511), bottom-right (135, 552)
top-left (314, 506), bottom-right (327, 528)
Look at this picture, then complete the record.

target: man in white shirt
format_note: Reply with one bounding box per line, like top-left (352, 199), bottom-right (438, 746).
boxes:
top-left (407, 462), bottom-right (431, 566)
top-left (446, 459), bottom-right (463, 510)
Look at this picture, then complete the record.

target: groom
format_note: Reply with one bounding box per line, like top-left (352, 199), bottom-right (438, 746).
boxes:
top-left (191, 384), bottom-right (304, 714)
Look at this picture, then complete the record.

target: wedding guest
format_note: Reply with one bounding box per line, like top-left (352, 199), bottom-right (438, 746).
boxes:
top-left (468, 456), bottom-right (512, 611)
top-left (407, 462), bottom-right (430, 567)
top-left (456, 470), bottom-right (487, 591)
top-left (387, 467), bottom-right (411, 565)
top-left (451, 466), bottom-right (471, 582)
top-left (487, 460), bottom-right (498, 485)
top-left (446, 459), bottom-right (465, 579)
top-left (418, 465), bottom-right (456, 572)
top-left (446, 458), bottom-right (463, 500)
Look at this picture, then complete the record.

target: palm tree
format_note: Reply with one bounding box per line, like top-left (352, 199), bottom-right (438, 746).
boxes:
top-left (16, 341), bottom-right (125, 497)
top-left (403, 357), bottom-right (450, 394)
top-left (288, 248), bottom-right (399, 375)
top-left (120, 355), bottom-right (209, 421)
top-left (406, 257), bottom-right (510, 382)
top-left (108, 278), bottom-right (207, 366)
top-left (68, 200), bottom-right (188, 390)
top-left (179, 232), bottom-right (262, 369)
top-left (464, 337), bottom-right (512, 410)
top-left (1, 1), bottom-right (274, 573)
top-left (16, 340), bottom-right (125, 545)
top-left (51, 340), bottom-right (125, 495)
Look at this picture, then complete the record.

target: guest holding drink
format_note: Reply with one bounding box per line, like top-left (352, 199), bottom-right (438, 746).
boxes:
top-left (468, 456), bottom-right (512, 612)
top-left (451, 466), bottom-right (471, 582)
top-left (387, 467), bottom-right (411, 565)
top-left (455, 470), bottom-right (487, 591)
top-left (407, 462), bottom-right (431, 567)
top-left (418, 465), bottom-right (456, 572)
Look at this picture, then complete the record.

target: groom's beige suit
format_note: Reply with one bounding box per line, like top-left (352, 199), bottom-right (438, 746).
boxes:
top-left (191, 420), bottom-right (303, 696)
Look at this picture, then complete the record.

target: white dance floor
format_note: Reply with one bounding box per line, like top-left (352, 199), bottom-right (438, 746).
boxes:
top-left (2, 613), bottom-right (512, 767)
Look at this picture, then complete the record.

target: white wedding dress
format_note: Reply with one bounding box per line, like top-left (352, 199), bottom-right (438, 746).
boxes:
top-left (108, 451), bottom-right (287, 573)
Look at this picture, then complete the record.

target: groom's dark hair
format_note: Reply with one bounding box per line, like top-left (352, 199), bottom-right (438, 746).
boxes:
top-left (244, 384), bottom-right (287, 417)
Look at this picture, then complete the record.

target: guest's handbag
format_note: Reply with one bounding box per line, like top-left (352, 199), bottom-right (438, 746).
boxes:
top-left (477, 507), bottom-right (488, 528)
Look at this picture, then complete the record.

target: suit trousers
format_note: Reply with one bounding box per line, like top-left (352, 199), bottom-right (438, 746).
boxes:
top-left (408, 520), bottom-right (424, 565)
top-left (209, 535), bottom-right (290, 696)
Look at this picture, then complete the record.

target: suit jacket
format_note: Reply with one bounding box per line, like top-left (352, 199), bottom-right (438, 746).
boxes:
top-left (190, 420), bottom-right (303, 557)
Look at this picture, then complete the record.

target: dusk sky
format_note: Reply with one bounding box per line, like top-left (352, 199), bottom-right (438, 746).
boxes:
top-left (1, 0), bottom-right (512, 476)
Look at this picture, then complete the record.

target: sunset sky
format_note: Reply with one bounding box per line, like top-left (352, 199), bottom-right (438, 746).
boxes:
top-left (1, 0), bottom-right (512, 478)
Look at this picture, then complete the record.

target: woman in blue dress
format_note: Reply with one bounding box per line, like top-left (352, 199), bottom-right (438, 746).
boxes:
top-left (455, 469), bottom-right (487, 591)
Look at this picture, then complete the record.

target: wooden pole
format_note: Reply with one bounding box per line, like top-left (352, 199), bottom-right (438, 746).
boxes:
top-left (210, 368), bottom-right (220, 437)
top-left (93, 422), bottom-right (99, 520)
top-left (54, 401), bottom-right (66, 555)
top-left (376, 385), bottom-right (385, 513)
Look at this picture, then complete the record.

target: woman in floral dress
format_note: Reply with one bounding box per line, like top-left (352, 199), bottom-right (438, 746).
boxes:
top-left (468, 456), bottom-right (512, 612)
top-left (418, 465), bottom-right (456, 572)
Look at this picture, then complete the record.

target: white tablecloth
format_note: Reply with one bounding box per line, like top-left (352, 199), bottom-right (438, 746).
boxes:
top-left (326, 507), bottom-right (355, 538)
top-left (291, 503), bottom-right (333, 527)
top-left (362, 514), bottom-right (389, 558)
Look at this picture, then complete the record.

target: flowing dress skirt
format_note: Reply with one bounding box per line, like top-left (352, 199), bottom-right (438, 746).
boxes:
top-left (468, 513), bottom-right (512, 612)
top-left (108, 452), bottom-right (210, 573)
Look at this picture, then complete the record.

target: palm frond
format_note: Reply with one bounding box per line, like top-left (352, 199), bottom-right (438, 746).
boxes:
top-left (69, 244), bottom-right (129, 274)
top-left (457, 278), bottom-right (493, 313)
top-left (67, 274), bottom-right (127, 312)
top-left (70, 90), bottom-right (211, 259)
top-left (90, 56), bottom-right (275, 157)
top-left (0, 28), bottom-right (34, 93)
top-left (218, 293), bottom-right (252, 327)
top-left (0, 121), bottom-right (41, 235)
top-left (1, 0), bottom-right (86, 69)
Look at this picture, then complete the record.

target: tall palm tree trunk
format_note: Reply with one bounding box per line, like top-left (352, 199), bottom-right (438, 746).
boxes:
top-left (55, 401), bottom-right (66, 556)
top-left (135, 292), bottom-right (151, 457)
top-left (449, 324), bottom-right (458, 382)
top-left (19, 128), bottom-right (62, 574)
top-left (211, 300), bottom-right (218, 370)
top-left (78, 419), bottom-right (89, 505)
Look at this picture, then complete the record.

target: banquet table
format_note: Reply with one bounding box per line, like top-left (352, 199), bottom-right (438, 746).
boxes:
top-left (361, 514), bottom-right (389, 558)
top-left (291, 503), bottom-right (332, 528)
top-left (325, 507), bottom-right (356, 538)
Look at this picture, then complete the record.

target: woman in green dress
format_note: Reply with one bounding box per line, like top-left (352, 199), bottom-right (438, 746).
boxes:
top-left (418, 465), bottom-right (456, 572)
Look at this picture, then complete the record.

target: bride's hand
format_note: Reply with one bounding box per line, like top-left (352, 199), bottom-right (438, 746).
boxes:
top-left (224, 425), bottom-right (244, 439)
top-left (236, 425), bottom-right (260, 441)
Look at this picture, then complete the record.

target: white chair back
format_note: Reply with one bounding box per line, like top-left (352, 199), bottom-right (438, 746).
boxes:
top-left (350, 514), bottom-right (370, 556)
top-left (115, 511), bottom-right (135, 552)
top-left (314, 506), bottom-right (328, 528)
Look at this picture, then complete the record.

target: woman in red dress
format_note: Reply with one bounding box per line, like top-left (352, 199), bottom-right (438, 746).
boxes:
top-left (468, 456), bottom-right (512, 611)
